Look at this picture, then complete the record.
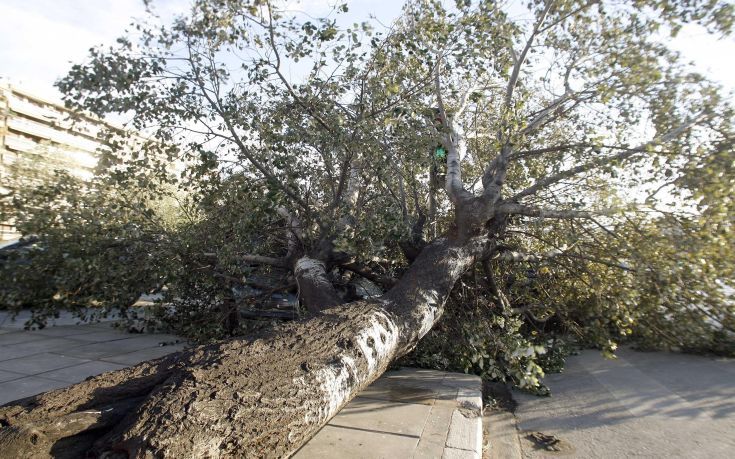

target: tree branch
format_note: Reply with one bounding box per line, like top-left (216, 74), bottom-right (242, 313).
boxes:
top-left (504, 1), bottom-right (553, 109)
top-left (340, 262), bottom-right (396, 290)
top-left (510, 113), bottom-right (708, 201)
top-left (185, 39), bottom-right (309, 211)
top-left (434, 62), bottom-right (469, 204)
top-left (495, 203), bottom-right (607, 219)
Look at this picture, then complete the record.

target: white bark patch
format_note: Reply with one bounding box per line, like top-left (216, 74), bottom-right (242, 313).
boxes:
top-left (308, 309), bottom-right (399, 425)
top-left (312, 354), bottom-right (358, 424)
top-left (294, 257), bottom-right (328, 281)
top-left (418, 302), bottom-right (439, 339)
top-left (354, 309), bottom-right (399, 375)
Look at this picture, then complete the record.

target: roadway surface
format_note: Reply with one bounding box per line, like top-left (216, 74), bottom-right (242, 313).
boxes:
top-left (504, 348), bottom-right (735, 458)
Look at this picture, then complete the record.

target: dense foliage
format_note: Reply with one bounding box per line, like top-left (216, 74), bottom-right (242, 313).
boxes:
top-left (2, 0), bottom-right (734, 389)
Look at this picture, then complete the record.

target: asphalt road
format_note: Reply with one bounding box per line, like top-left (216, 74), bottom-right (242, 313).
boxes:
top-left (510, 348), bottom-right (735, 458)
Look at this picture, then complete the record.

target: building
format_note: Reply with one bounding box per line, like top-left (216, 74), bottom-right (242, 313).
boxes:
top-left (0, 83), bottom-right (112, 241)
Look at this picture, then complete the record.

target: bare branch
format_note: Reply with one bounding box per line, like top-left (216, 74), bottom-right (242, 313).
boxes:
top-left (495, 203), bottom-right (608, 219)
top-left (434, 61), bottom-right (471, 204)
top-left (240, 255), bottom-right (289, 268)
top-left (455, 84), bottom-right (478, 119)
top-left (265, 2), bottom-right (334, 135)
top-left (520, 89), bottom-right (595, 135)
top-left (185, 39), bottom-right (309, 211)
top-left (509, 113), bottom-right (708, 201)
top-left (537, 0), bottom-right (600, 34)
top-left (504, 1), bottom-right (553, 109)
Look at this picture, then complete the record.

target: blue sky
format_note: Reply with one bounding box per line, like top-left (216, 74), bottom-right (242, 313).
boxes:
top-left (1, 0), bottom-right (733, 102)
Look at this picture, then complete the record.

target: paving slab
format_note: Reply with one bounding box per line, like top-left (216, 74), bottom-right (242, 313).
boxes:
top-left (0, 336), bottom-right (89, 361)
top-left (0, 368), bottom-right (25, 383)
top-left (0, 331), bottom-right (47, 346)
top-left (37, 360), bottom-right (128, 383)
top-left (296, 367), bottom-right (483, 459)
top-left (330, 396), bottom-right (433, 437)
top-left (0, 317), bottom-right (188, 405)
top-left (0, 352), bottom-right (91, 375)
top-left (512, 348), bottom-right (735, 459)
top-left (0, 375), bottom-right (71, 402)
top-left (294, 424), bottom-right (420, 459)
top-left (29, 324), bottom-right (114, 337)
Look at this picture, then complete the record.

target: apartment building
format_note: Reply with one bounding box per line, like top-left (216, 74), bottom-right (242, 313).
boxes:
top-left (0, 83), bottom-right (111, 240)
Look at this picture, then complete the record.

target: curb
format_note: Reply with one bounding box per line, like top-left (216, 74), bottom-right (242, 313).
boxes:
top-left (441, 372), bottom-right (483, 458)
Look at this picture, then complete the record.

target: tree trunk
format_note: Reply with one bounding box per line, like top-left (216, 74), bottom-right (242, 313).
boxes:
top-left (293, 256), bottom-right (342, 314)
top-left (0, 237), bottom-right (489, 458)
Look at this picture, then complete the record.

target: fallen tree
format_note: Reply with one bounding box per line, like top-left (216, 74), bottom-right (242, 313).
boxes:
top-left (0, 238), bottom-right (488, 458)
top-left (2, 0), bottom-right (734, 457)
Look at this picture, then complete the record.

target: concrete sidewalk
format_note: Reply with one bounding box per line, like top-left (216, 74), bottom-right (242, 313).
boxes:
top-left (0, 310), bottom-right (185, 403)
top-left (509, 348), bottom-right (735, 459)
top-left (296, 367), bottom-right (483, 459)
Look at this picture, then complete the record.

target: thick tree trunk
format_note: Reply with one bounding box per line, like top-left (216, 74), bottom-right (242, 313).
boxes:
top-left (0, 237), bottom-right (489, 458)
top-left (293, 256), bottom-right (342, 313)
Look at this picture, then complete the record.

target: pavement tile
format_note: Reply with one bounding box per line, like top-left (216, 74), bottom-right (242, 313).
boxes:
top-left (0, 337), bottom-right (88, 361)
top-left (359, 379), bottom-right (438, 405)
top-left (0, 376), bottom-right (70, 405)
top-left (0, 352), bottom-right (91, 375)
top-left (445, 408), bottom-right (482, 453)
top-left (440, 373), bottom-right (480, 391)
top-left (52, 337), bottom-right (175, 360)
top-left (331, 396), bottom-right (433, 437)
top-left (381, 368), bottom-right (447, 388)
top-left (99, 344), bottom-right (187, 365)
top-left (413, 395), bottom-right (456, 457)
top-left (297, 369), bottom-right (482, 458)
top-left (295, 424), bottom-right (419, 459)
top-left (442, 446), bottom-right (480, 459)
top-left (0, 331), bottom-right (43, 346)
top-left (38, 360), bottom-right (128, 383)
top-left (0, 368), bottom-right (26, 383)
top-left (61, 330), bottom-right (141, 342)
top-left (28, 324), bottom-right (105, 337)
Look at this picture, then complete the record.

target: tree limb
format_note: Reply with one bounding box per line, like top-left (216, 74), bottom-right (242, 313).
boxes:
top-left (341, 262), bottom-right (396, 290)
top-left (495, 203), bottom-right (607, 219)
top-left (434, 62), bottom-right (470, 204)
top-left (510, 113), bottom-right (708, 201)
top-left (504, 1), bottom-right (553, 109)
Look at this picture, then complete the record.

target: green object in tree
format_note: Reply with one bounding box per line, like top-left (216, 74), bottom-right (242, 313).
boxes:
top-left (434, 146), bottom-right (447, 160)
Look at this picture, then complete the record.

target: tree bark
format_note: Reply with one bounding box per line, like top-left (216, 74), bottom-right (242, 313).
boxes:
top-left (293, 256), bottom-right (342, 313)
top-left (0, 237), bottom-right (490, 459)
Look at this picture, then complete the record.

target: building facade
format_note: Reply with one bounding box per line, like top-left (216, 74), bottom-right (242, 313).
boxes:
top-left (0, 83), bottom-right (110, 241)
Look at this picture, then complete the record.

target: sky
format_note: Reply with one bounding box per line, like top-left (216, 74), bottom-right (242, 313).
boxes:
top-left (1, 0), bottom-right (734, 103)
